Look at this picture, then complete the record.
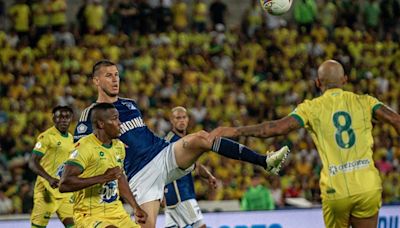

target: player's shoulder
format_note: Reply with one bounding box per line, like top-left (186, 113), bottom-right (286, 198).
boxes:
top-left (113, 139), bottom-right (125, 148)
top-left (74, 134), bottom-right (94, 148)
top-left (79, 103), bottom-right (97, 122)
top-left (118, 97), bottom-right (138, 110)
top-left (38, 126), bottom-right (57, 139)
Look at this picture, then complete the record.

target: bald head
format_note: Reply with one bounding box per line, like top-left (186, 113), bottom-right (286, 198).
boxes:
top-left (317, 60), bottom-right (347, 90)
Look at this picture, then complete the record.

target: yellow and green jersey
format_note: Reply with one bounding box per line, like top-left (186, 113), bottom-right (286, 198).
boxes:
top-left (290, 88), bottom-right (383, 200)
top-left (65, 134), bottom-right (125, 216)
top-left (32, 126), bottom-right (74, 199)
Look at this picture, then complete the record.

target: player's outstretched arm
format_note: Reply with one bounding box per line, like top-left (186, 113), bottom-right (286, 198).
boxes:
top-left (210, 116), bottom-right (302, 139)
top-left (29, 154), bottom-right (60, 189)
top-left (59, 165), bottom-right (122, 193)
top-left (375, 105), bottom-right (400, 135)
top-left (118, 174), bottom-right (148, 224)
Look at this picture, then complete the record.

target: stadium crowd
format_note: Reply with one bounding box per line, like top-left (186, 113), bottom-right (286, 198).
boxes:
top-left (0, 0), bottom-right (399, 214)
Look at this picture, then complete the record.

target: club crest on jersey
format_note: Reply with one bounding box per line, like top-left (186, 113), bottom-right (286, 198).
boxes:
top-left (121, 101), bottom-right (136, 110)
top-left (77, 123), bottom-right (87, 134)
top-left (100, 180), bottom-right (118, 203)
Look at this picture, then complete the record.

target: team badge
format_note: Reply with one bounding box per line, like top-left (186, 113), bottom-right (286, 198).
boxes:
top-left (77, 123), bottom-right (87, 134)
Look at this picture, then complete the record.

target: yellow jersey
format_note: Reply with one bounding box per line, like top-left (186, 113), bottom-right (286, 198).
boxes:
top-left (32, 126), bottom-right (74, 199)
top-left (290, 88), bottom-right (383, 200)
top-left (65, 134), bottom-right (126, 216)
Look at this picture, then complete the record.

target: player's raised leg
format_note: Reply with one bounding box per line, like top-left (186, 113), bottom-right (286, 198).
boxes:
top-left (173, 130), bottom-right (289, 174)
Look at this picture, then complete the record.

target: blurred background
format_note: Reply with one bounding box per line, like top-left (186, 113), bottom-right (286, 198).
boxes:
top-left (0, 0), bottom-right (399, 217)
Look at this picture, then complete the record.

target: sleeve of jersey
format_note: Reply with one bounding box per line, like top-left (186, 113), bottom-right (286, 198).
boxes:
top-left (288, 101), bottom-right (311, 127)
top-left (65, 146), bottom-right (90, 173)
top-left (74, 119), bottom-right (93, 143)
top-left (32, 134), bottom-right (49, 156)
top-left (366, 95), bottom-right (383, 118)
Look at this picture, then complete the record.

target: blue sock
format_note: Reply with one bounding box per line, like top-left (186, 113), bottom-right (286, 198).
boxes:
top-left (211, 137), bottom-right (267, 168)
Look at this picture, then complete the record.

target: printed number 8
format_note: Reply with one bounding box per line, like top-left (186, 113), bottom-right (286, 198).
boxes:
top-left (332, 111), bottom-right (355, 149)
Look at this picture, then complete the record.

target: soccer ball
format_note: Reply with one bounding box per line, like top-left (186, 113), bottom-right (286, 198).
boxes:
top-left (260, 0), bottom-right (293, 16)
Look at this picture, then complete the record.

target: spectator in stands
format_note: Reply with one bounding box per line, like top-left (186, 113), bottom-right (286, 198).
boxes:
top-left (192, 0), bottom-right (207, 32)
top-left (380, 0), bottom-right (400, 33)
top-left (32, 0), bottom-right (49, 43)
top-left (241, 170), bottom-right (275, 211)
top-left (363, 0), bottom-right (381, 32)
top-left (209, 0), bottom-right (227, 28)
top-left (48, 0), bottom-right (67, 31)
top-left (172, 0), bottom-right (188, 31)
top-left (153, 0), bottom-right (173, 32)
top-left (293, 0), bottom-right (317, 33)
top-left (85, 0), bottom-right (105, 33)
top-left (118, 0), bottom-right (138, 35)
top-left (7, 0), bottom-right (30, 38)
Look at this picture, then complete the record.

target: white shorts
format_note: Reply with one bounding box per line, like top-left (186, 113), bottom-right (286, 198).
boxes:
top-left (128, 143), bottom-right (195, 205)
top-left (165, 199), bottom-right (204, 228)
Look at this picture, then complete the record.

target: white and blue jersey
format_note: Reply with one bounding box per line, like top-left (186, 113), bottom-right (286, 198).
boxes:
top-left (164, 131), bottom-right (196, 208)
top-left (74, 97), bottom-right (170, 179)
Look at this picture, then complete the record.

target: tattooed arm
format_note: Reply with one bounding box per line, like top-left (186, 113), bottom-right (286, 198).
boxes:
top-left (374, 105), bottom-right (400, 135)
top-left (210, 116), bottom-right (302, 139)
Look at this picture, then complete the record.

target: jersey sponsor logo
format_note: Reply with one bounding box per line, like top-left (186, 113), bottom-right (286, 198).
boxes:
top-left (34, 142), bottom-right (42, 149)
top-left (328, 159), bottom-right (370, 176)
top-left (77, 123), bottom-right (88, 134)
top-left (99, 180), bottom-right (118, 203)
top-left (121, 101), bottom-right (136, 110)
top-left (120, 117), bottom-right (146, 134)
top-left (70, 149), bottom-right (79, 159)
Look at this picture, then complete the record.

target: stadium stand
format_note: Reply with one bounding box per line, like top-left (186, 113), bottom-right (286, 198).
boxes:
top-left (0, 0), bottom-right (399, 216)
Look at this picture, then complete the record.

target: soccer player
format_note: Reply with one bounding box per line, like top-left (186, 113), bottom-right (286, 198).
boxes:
top-left (211, 59), bottom-right (400, 228)
top-left (59, 103), bottom-right (147, 227)
top-left (74, 60), bottom-right (289, 227)
top-left (163, 106), bottom-right (217, 228)
top-left (29, 106), bottom-right (75, 228)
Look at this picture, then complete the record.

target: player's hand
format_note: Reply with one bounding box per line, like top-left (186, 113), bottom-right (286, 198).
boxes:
top-left (133, 206), bottom-right (148, 224)
top-left (103, 167), bottom-right (122, 182)
top-left (208, 175), bottom-right (217, 189)
top-left (160, 197), bottom-right (166, 208)
top-left (208, 127), bottom-right (238, 140)
top-left (48, 177), bottom-right (59, 189)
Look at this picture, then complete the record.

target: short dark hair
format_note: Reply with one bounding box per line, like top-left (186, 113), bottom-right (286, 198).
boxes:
top-left (90, 103), bottom-right (116, 128)
top-left (52, 105), bottom-right (73, 115)
top-left (91, 59), bottom-right (117, 78)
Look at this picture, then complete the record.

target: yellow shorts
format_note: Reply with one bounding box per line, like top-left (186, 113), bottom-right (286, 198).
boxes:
top-left (322, 189), bottom-right (382, 228)
top-left (31, 191), bottom-right (74, 227)
top-left (74, 209), bottom-right (140, 228)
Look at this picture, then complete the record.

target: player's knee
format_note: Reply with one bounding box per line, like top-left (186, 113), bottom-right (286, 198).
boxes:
top-left (193, 131), bottom-right (211, 149)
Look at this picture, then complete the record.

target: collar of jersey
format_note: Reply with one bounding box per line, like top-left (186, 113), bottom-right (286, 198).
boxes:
top-left (324, 88), bottom-right (343, 95)
top-left (90, 133), bottom-right (113, 149)
top-left (54, 126), bottom-right (69, 138)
